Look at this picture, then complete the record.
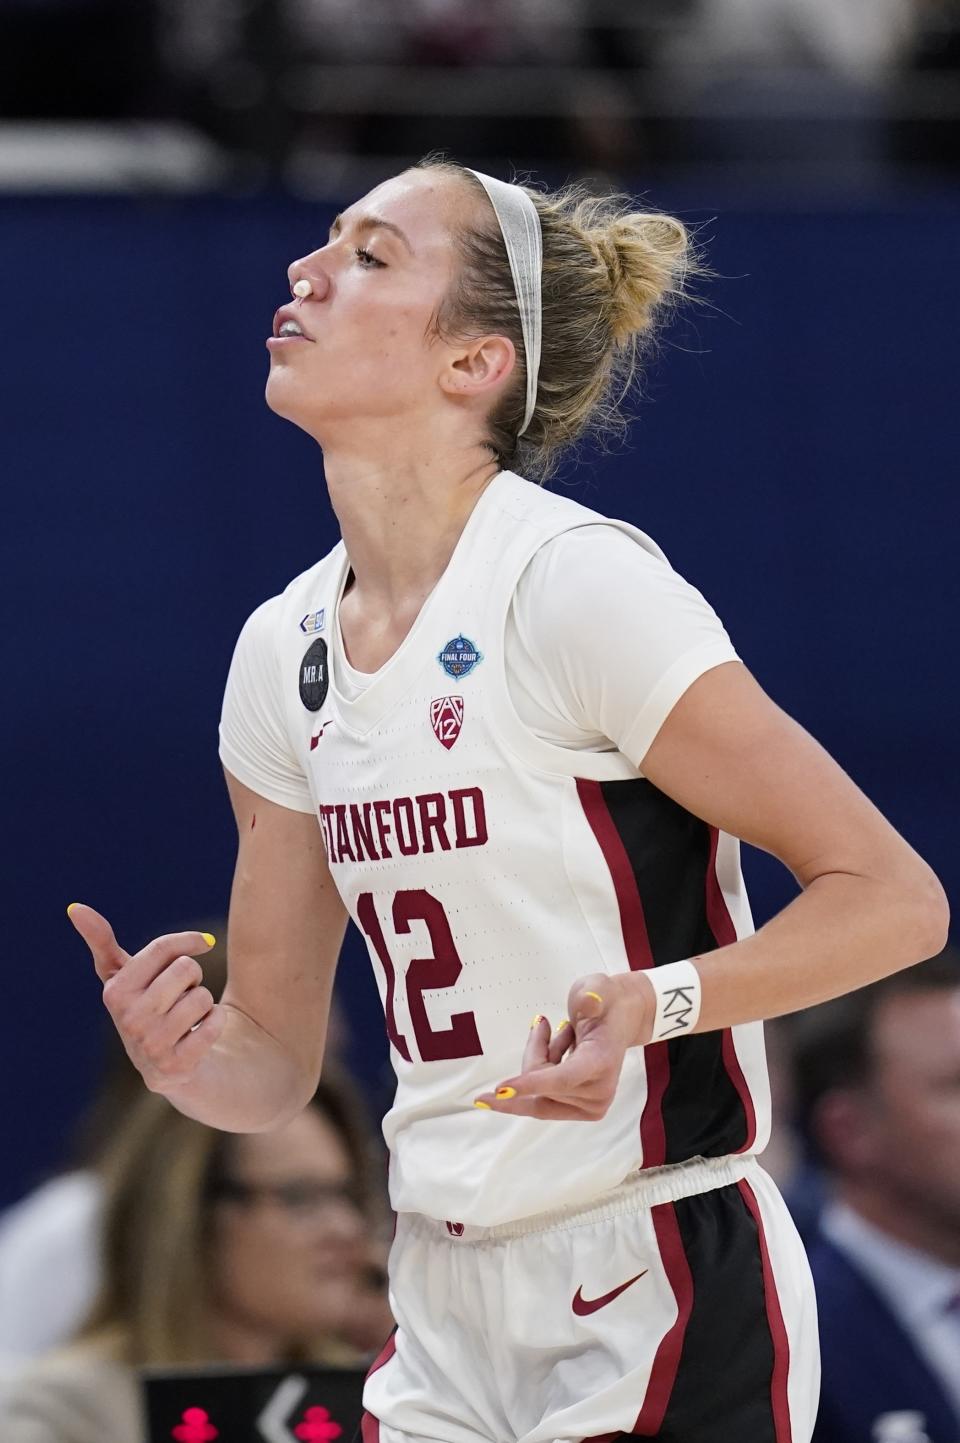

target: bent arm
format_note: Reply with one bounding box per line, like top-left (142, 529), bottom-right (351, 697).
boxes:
top-left (629, 662), bottom-right (949, 1039)
top-left (163, 769), bottom-right (347, 1131)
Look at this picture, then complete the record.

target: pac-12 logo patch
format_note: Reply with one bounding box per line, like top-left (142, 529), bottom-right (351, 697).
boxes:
top-left (299, 638), bottom-right (329, 712)
top-left (299, 608), bottom-right (325, 635)
top-left (430, 696), bottom-right (464, 750)
top-left (438, 635), bottom-right (482, 679)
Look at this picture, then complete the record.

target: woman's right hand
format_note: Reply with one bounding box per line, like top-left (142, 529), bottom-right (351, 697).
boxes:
top-left (68, 903), bottom-right (226, 1092)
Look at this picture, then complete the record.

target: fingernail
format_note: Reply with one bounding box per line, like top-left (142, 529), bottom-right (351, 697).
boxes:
top-left (585, 991), bottom-right (603, 1005)
top-left (554, 1019), bottom-right (570, 1033)
top-left (201, 933), bottom-right (216, 948)
top-left (495, 1086), bottom-right (517, 1099)
top-left (66, 903), bottom-right (80, 917)
top-left (473, 1100), bottom-right (492, 1110)
top-left (530, 1013), bottom-right (543, 1027)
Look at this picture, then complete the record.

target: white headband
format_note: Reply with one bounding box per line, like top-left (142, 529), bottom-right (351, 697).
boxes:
top-left (467, 170), bottom-right (543, 437)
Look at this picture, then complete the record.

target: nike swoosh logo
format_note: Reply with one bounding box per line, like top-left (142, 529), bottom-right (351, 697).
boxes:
top-left (572, 1270), bottom-right (648, 1316)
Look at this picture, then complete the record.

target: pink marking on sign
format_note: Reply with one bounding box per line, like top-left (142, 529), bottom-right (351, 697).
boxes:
top-left (171, 1405), bottom-right (219, 1441)
top-left (295, 1405), bottom-right (344, 1441)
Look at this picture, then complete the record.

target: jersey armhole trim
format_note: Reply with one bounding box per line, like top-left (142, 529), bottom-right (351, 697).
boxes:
top-left (619, 644), bottom-right (743, 771)
top-left (218, 743), bottom-right (318, 815)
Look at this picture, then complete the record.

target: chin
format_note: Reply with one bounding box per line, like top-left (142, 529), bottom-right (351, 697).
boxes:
top-left (265, 374), bottom-right (321, 433)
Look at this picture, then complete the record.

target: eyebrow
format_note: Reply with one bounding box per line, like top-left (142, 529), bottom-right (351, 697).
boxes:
top-left (329, 212), bottom-right (414, 255)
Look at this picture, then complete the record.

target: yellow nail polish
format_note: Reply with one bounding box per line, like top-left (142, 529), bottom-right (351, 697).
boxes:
top-left (495, 1086), bottom-right (517, 1099)
top-left (201, 933), bottom-right (216, 948)
top-left (585, 991), bottom-right (603, 1004)
top-left (66, 903), bottom-right (80, 916)
top-left (474, 1100), bottom-right (492, 1110)
top-left (530, 1013), bottom-right (543, 1027)
top-left (555, 1019), bottom-right (570, 1033)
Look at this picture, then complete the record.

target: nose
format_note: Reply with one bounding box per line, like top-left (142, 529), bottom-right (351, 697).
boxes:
top-left (321, 1197), bottom-right (365, 1244)
top-left (288, 256), bottom-right (331, 302)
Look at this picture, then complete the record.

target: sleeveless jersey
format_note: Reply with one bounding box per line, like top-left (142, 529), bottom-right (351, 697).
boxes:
top-left (240, 471), bottom-right (770, 1226)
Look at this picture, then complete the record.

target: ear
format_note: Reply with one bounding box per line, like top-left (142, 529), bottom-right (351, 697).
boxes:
top-left (812, 1088), bottom-right (883, 1176)
top-left (439, 334), bottom-right (516, 406)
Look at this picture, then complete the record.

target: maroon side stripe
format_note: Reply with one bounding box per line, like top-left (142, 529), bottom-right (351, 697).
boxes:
top-left (632, 1201), bottom-right (695, 1435)
top-left (575, 778), bottom-right (667, 1166)
top-left (360, 1330), bottom-right (397, 1443)
top-left (705, 826), bottom-right (758, 1152)
top-left (737, 1180), bottom-right (793, 1443)
top-left (576, 779), bottom-right (655, 968)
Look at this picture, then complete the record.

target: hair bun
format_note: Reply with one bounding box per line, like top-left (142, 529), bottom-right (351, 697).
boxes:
top-left (594, 213), bottom-right (690, 347)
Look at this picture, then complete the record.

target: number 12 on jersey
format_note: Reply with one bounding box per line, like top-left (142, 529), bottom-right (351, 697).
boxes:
top-left (357, 890), bottom-right (483, 1063)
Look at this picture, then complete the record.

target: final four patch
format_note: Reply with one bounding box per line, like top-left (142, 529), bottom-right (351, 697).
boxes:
top-left (438, 635), bottom-right (482, 679)
top-left (299, 638), bottom-right (329, 712)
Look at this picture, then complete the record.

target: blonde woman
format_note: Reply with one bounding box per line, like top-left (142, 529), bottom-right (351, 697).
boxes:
top-left (71, 155), bottom-right (947, 1443)
top-left (3, 1078), bottom-right (386, 1443)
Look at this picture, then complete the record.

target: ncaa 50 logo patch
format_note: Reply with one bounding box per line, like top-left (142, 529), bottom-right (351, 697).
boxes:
top-left (431, 696), bottom-right (464, 750)
top-left (299, 608), bottom-right (325, 635)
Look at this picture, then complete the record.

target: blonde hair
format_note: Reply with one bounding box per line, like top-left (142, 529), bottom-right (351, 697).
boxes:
top-left (75, 1075), bottom-right (384, 1366)
top-left (417, 155), bottom-right (703, 481)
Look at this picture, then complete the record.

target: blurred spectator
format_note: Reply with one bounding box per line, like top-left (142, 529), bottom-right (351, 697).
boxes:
top-left (278, 0), bottom-right (592, 183)
top-left (0, 930), bottom-right (229, 1368)
top-left (890, 0), bottom-right (960, 174)
top-left (656, 0), bottom-right (921, 177)
top-left (790, 947), bottom-right (960, 1443)
top-left (661, 0), bottom-right (917, 83)
top-left (0, 933), bottom-right (366, 1373)
top-left (2, 1073), bottom-right (391, 1442)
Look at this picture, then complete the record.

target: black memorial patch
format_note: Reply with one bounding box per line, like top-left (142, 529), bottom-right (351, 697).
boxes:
top-left (299, 638), bottom-right (329, 712)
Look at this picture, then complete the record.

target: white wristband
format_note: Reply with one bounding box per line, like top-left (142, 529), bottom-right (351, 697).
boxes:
top-left (647, 959), bottom-right (702, 1042)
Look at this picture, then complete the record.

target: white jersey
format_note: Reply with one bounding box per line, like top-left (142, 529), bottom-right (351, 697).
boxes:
top-left (220, 471), bottom-right (771, 1226)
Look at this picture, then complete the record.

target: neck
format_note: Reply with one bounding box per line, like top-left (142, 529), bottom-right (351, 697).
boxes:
top-left (838, 1182), bottom-right (960, 1268)
top-left (322, 437), bottom-right (501, 612)
top-left (207, 1309), bottom-right (287, 1367)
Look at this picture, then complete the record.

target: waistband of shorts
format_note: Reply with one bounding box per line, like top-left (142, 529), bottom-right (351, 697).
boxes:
top-left (409, 1154), bottom-right (759, 1244)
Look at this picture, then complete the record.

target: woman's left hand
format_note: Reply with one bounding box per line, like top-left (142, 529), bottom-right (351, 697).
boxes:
top-left (473, 971), bottom-right (654, 1121)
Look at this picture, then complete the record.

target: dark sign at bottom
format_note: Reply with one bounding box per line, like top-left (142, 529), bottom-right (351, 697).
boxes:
top-left (142, 1365), bottom-right (366, 1443)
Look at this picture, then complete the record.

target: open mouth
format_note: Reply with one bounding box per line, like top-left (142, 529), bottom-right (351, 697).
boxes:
top-left (270, 306), bottom-right (315, 342)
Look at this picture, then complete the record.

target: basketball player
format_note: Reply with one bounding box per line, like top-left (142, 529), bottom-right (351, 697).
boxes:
top-left (69, 157), bottom-right (948, 1443)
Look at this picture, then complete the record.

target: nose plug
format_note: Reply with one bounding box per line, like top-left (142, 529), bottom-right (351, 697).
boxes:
top-left (292, 278), bottom-right (313, 299)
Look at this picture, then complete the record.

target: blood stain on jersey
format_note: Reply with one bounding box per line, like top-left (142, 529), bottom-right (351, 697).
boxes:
top-left (299, 608), bottom-right (326, 635)
top-left (430, 696), bottom-right (464, 750)
top-left (438, 635), bottom-right (482, 679)
top-left (299, 638), bottom-right (329, 712)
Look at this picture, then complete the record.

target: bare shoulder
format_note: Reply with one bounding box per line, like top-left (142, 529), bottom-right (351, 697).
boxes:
top-left (642, 662), bottom-right (938, 893)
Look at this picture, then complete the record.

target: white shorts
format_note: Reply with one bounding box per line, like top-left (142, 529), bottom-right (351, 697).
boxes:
top-left (361, 1156), bottom-right (819, 1443)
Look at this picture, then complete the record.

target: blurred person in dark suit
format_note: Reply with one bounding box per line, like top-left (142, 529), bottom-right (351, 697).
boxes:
top-left (1, 1073), bottom-right (390, 1443)
top-left (790, 948), bottom-right (960, 1443)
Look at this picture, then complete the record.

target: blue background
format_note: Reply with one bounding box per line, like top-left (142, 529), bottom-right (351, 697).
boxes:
top-left (3, 187), bottom-right (957, 1205)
